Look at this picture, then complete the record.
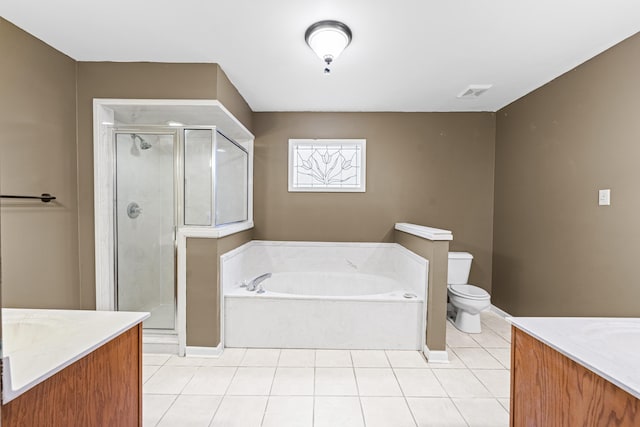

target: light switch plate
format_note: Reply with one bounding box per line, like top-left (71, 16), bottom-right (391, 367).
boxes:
top-left (598, 189), bottom-right (611, 206)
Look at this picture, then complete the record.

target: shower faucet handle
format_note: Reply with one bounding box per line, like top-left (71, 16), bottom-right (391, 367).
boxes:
top-left (127, 202), bottom-right (142, 219)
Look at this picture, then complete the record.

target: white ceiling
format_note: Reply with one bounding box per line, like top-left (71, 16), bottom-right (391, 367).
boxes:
top-left (2, 0), bottom-right (639, 112)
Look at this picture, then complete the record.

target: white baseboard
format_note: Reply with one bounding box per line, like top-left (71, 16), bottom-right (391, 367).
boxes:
top-left (490, 304), bottom-right (512, 320)
top-left (423, 345), bottom-right (449, 363)
top-left (186, 344), bottom-right (223, 358)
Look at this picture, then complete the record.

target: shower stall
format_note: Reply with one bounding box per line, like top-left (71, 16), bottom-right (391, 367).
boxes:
top-left (112, 126), bottom-right (249, 334)
top-left (115, 132), bottom-right (177, 330)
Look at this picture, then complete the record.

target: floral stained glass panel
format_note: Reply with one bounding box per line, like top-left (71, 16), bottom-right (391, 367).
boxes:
top-left (288, 139), bottom-right (366, 192)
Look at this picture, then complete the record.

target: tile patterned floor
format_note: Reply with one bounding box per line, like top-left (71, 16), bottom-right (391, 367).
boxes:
top-left (143, 311), bottom-right (511, 426)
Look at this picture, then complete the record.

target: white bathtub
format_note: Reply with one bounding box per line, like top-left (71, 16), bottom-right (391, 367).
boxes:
top-left (221, 241), bottom-right (428, 350)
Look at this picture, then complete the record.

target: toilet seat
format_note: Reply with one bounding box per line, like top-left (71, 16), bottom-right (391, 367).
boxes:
top-left (448, 284), bottom-right (490, 300)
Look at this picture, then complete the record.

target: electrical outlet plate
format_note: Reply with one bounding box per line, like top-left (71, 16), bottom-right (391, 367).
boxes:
top-left (598, 189), bottom-right (611, 206)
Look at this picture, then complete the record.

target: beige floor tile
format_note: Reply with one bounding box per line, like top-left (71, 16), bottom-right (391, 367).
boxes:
top-left (144, 366), bottom-right (198, 394)
top-left (470, 328), bottom-right (510, 348)
top-left (209, 396), bottom-right (268, 427)
top-left (446, 323), bottom-right (482, 348)
top-left (472, 369), bottom-right (511, 398)
top-left (226, 367), bottom-right (275, 395)
top-left (270, 367), bottom-right (314, 395)
top-left (240, 348), bottom-right (281, 366)
top-left (315, 349), bottom-right (352, 367)
top-left (204, 348), bottom-right (247, 366)
top-left (426, 347), bottom-right (467, 369)
top-left (143, 354), bottom-right (171, 366)
top-left (407, 397), bottom-right (467, 427)
top-left (453, 347), bottom-right (503, 369)
top-left (156, 395), bottom-right (221, 427)
top-left (143, 364), bottom-right (162, 383)
top-left (314, 397), bottom-right (365, 427)
top-left (355, 368), bottom-right (402, 396)
top-left (142, 394), bottom-right (177, 427)
top-left (351, 350), bottom-right (390, 367)
top-left (385, 350), bottom-right (428, 368)
top-left (165, 356), bottom-right (216, 367)
top-left (360, 397), bottom-right (417, 427)
top-left (485, 348), bottom-right (511, 369)
top-left (261, 396), bottom-right (313, 427)
top-left (278, 349), bottom-right (315, 367)
top-left (315, 367), bottom-right (358, 396)
top-left (181, 367), bottom-right (237, 395)
top-left (453, 397), bottom-right (509, 427)
top-left (394, 368), bottom-right (447, 397)
top-left (433, 369), bottom-right (491, 398)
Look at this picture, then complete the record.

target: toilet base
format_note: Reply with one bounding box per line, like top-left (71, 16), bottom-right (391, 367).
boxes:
top-left (448, 307), bottom-right (482, 334)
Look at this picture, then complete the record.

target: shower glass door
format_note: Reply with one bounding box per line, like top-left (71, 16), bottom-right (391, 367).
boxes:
top-left (115, 132), bottom-right (176, 330)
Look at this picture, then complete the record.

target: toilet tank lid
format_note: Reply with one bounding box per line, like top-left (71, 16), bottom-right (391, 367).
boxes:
top-left (449, 252), bottom-right (473, 260)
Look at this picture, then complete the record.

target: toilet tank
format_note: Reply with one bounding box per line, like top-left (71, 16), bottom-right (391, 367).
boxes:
top-left (448, 252), bottom-right (473, 285)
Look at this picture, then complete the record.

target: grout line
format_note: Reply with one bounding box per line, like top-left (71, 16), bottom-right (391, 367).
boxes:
top-left (388, 363), bottom-right (419, 426)
top-left (352, 351), bottom-right (368, 426)
top-left (222, 365), bottom-right (240, 395)
top-left (150, 393), bottom-right (179, 427)
top-left (312, 350), bottom-right (317, 427)
top-left (204, 396), bottom-right (223, 427)
top-left (259, 349), bottom-right (281, 426)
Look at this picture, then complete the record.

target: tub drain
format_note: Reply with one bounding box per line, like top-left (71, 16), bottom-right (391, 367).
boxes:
top-left (403, 292), bottom-right (417, 299)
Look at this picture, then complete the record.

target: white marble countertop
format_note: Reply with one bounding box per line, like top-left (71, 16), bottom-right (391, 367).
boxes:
top-left (510, 317), bottom-right (640, 400)
top-left (2, 308), bottom-right (149, 403)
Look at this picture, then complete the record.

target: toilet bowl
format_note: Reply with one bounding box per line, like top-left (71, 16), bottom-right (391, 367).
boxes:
top-left (447, 252), bottom-right (491, 333)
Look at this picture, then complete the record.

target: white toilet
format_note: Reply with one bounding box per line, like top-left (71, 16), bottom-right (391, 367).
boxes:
top-left (447, 252), bottom-right (491, 333)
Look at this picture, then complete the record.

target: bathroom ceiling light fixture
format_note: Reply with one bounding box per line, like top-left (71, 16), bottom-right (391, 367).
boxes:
top-left (305, 20), bottom-right (352, 74)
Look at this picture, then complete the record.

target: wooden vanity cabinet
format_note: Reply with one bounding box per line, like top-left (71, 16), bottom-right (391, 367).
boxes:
top-left (2, 324), bottom-right (142, 427)
top-left (510, 326), bottom-right (639, 426)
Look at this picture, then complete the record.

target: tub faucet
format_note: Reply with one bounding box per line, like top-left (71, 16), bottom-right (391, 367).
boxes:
top-left (245, 273), bottom-right (272, 292)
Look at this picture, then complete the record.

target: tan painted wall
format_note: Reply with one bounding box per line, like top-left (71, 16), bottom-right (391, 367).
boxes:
top-left (395, 231), bottom-right (449, 351)
top-left (216, 68), bottom-right (253, 133)
top-left (493, 32), bottom-right (640, 316)
top-left (0, 19), bottom-right (80, 308)
top-left (253, 112), bottom-right (496, 291)
top-left (76, 61), bottom-right (219, 308)
top-left (75, 62), bottom-right (254, 309)
top-left (186, 230), bottom-right (252, 347)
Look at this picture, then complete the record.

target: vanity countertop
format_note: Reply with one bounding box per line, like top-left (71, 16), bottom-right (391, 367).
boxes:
top-left (510, 317), bottom-right (640, 400)
top-left (2, 308), bottom-right (149, 403)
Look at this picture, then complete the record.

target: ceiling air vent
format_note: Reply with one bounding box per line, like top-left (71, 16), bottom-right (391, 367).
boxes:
top-left (457, 84), bottom-right (492, 99)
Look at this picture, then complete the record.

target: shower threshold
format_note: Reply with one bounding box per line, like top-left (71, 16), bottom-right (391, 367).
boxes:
top-left (143, 330), bottom-right (179, 354)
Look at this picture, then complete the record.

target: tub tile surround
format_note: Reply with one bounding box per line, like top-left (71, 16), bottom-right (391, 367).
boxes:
top-left (142, 310), bottom-right (511, 426)
top-left (222, 241), bottom-right (427, 296)
top-left (221, 241), bottom-right (428, 350)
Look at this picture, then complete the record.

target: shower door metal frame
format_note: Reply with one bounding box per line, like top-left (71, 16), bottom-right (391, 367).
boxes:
top-left (112, 127), bottom-right (182, 333)
top-left (182, 126), bottom-right (249, 227)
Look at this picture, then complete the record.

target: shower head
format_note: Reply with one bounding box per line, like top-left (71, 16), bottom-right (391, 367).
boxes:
top-left (132, 134), bottom-right (152, 150)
